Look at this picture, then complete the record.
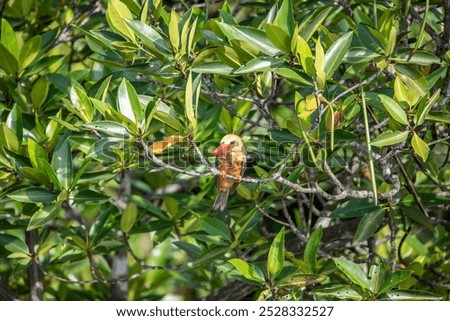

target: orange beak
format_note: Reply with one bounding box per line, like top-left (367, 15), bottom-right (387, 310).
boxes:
top-left (211, 143), bottom-right (232, 156)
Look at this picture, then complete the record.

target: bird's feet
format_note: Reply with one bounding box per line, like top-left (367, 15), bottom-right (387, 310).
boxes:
top-left (236, 174), bottom-right (242, 183)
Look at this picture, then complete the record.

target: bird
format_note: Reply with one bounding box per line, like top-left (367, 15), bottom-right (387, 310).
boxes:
top-left (210, 134), bottom-right (246, 211)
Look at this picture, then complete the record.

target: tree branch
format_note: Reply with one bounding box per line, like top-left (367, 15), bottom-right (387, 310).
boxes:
top-left (26, 230), bottom-right (43, 301)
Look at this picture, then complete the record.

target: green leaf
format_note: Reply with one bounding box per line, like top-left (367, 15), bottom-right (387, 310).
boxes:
top-left (229, 258), bottom-right (265, 284)
top-left (131, 220), bottom-right (175, 234)
top-left (415, 89), bottom-right (440, 126)
top-left (269, 129), bottom-right (299, 143)
top-left (31, 77), bottom-right (49, 109)
top-left (46, 73), bottom-right (81, 95)
top-left (411, 132), bottom-right (429, 162)
top-left (311, 284), bottom-right (363, 300)
top-left (379, 289), bottom-right (442, 301)
top-left (294, 36), bottom-right (314, 77)
top-left (273, 0), bottom-right (294, 37)
top-left (39, 159), bottom-right (62, 191)
top-left (234, 209), bottom-right (262, 241)
top-left (425, 111), bottom-right (450, 124)
top-left (125, 19), bottom-right (171, 55)
top-left (391, 50), bottom-right (441, 66)
top-left (394, 77), bottom-right (419, 107)
top-left (0, 233), bottom-right (29, 254)
top-left (357, 24), bottom-right (384, 53)
top-left (20, 167), bottom-right (49, 185)
top-left (267, 227), bottom-right (285, 280)
top-left (73, 189), bottom-right (110, 205)
top-left (1, 18), bottom-right (19, 58)
top-left (173, 241), bottom-right (202, 257)
top-left (120, 202), bottom-right (138, 233)
top-left (70, 86), bottom-right (94, 123)
top-left (154, 100), bottom-right (185, 131)
top-left (192, 61), bottom-right (235, 75)
top-left (275, 67), bottom-right (311, 86)
top-left (379, 95), bottom-right (408, 125)
top-left (352, 209), bottom-right (385, 244)
top-left (185, 71), bottom-right (197, 130)
top-left (82, 121), bottom-right (130, 137)
top-left (0, 43), bottom-right (19, 74)
top-left (334, 258), bottom-right (370, 290)
top-left (371, 131), bottom-right (409, 147)
top-left (276, 273), bottom-right (327, 288)
top-left (330, 199), bottom-right (381, 218)
top-left (6, 105), bottom-right (23, 143)
top-left (7, 187), bottom-right (57, 204)
top-left (27, 204), bottom-right (60, 230)
top-left (395, 64), bottom-right (427, 97)
top-left (193, 245), bottom-right (228, 266)
top-left (384, 26), bottom-right (397, 56)
top-left (235, 57), bottom-right (284, 74)
top-left (106, 0), bottom-right (136, 41)
top-left (85, 138), bottom-right (119, 162)
top-left (266, 24), bottom-right (291, 52)
top-left (324, 31), bottom-right (353, 79)
top-left (217, 22), bottom-right (282, 56)
top-left (304, 227), bottom-right (322, 272)
top-left (314, 39), bottom-right (326, 90)
top-left (118, 78), bottom-right (142, 125)
top-left (368, 264), bottom-right (383, 294)
top-left (51, 136), bottom-right (72, 190)
top-left (378, 270), bottom-right (413, 295)
top-left (236, 184), bottom-right (253, 200)
top-left (200, 217), bottom-right (231, 242)
top-left (168, 10), bottom-right (180, 51)
top-left (19, 35), bottom-right (41, 69)
top-left (0, 123), bottom-right (20, 152)
top-left (343, 48), bottom-right (380, 63)
top-left (400, 206), bottom-right (434, 232)
top-left (24, 55), bottom-right (64, 76)
top-left (299, 7), bottom-right (332, 41)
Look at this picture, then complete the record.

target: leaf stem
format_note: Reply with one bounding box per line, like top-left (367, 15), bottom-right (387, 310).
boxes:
top-left (360, 86), bottom-right (378, 205)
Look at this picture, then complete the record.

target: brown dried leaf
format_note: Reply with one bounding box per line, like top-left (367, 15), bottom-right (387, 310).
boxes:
top-left (150, 135), bottom-right (184, 154)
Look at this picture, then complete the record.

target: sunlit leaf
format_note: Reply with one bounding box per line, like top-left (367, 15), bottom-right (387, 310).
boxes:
top-left (324, 32), bottom-right (353, 79)
top-left (121, 202), bottom-right (138, 233)
top-left (379, 95), bottom-right (408, 125)
top-left (334, 258), bottom-right (370, 290)
top-left (411, 132), bottom-right (429, 162)
top-left (27, 204), bottom-right (60, 231)
top-left (267, 227), bottom-right (285, 280)
top-left (7, 187), bottom-right (57, 204)
top-left (304, 227), bottom-right (322, 272)
top-left (229, 258), bottom-right (265, 284)
top-left (371, 131), bottom-right (409, 147)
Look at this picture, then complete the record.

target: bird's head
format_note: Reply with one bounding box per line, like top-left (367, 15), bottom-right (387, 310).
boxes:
top-left (211, 134), bottom-right (244, 156)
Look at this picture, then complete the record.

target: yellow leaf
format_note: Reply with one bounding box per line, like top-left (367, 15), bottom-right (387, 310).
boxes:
top-left (411, 132), bottom-right (429, 162)
top-left (150, 135), bottom-right (184, 154)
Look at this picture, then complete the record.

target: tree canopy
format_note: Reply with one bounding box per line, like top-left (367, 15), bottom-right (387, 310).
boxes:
top-left (0, 0), bottom-right (449, 301)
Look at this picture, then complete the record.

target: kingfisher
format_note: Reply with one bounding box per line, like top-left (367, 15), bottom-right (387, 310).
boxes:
top-left (210, 134), bottom-right (246, 211)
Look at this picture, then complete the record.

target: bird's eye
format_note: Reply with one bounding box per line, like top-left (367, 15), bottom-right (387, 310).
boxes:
top-left (230, 140), bottom-right (235, 144)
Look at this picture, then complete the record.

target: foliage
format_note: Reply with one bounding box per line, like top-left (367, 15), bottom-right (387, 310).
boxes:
top-left (0, 0), bottom-right (449, 301)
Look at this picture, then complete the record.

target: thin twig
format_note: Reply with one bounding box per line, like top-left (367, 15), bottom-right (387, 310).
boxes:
top-left (389, 218), bottom-right (397, 271)
top-left (330, 69), bottom-right (384, 105)
top-left (281, 198), bottom-right (307, 242)
top-left (254, 202), bottom-right (290, 227)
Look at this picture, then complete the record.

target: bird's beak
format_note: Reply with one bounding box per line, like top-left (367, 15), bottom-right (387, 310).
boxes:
top-left (211, 143), bottom-right (232, 156)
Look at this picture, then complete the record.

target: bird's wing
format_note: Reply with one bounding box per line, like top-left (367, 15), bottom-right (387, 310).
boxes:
top-left (229, 150), bottom-right (246, 195)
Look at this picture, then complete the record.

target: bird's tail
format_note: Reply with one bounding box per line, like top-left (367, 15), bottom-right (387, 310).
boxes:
top-left (213, 190), bottom-right (230, 212)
